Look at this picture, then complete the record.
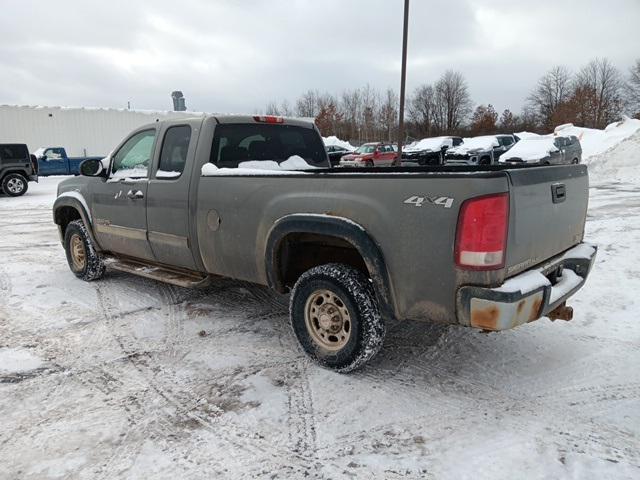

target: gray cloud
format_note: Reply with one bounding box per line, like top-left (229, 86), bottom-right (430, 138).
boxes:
top-left (0, 0), bottom-right (638, 114)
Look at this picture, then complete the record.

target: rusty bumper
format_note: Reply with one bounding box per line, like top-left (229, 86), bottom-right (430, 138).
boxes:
top-left (456, 243), bottom-right (597, 331)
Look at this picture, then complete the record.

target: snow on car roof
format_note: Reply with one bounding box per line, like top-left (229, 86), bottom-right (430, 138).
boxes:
top-left (500, 137), bottom-right (559, 162)
top-left (405, 136), bottom-right (451, 152)
top-left (449, 135), bottom-right (499, 153)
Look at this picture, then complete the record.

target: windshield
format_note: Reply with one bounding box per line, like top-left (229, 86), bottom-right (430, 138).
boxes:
top-left (355, 145), bottom-right (376, 154)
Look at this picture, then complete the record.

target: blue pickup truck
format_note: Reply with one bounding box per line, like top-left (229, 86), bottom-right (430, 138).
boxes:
top-left (34, 147), bottom-right (104, 176)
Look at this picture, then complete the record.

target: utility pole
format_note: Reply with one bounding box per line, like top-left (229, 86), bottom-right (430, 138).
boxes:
top-left (394, 0), bottom-right (410, 166)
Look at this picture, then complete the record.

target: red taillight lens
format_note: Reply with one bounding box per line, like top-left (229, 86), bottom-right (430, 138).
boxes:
top-left (455, 193), bottom-right (509, 269)
top-left (253, 115), bottom-right (284, 124)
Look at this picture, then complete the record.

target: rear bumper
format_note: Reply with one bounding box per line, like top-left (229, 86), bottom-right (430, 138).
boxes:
top-left (456, 243), bottom-right (597, 331)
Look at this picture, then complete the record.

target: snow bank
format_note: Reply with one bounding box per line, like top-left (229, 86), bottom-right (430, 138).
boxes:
top-left (586, 129), bottom-right (640, 183)
top-left (500, 137), bottom-right (559, 163)
top-left (555, 118), bottom-right (640, 159)
top-left (323, 136), bottom-right (355, 151)
top-left (201, 156), bottom-right (317, 176)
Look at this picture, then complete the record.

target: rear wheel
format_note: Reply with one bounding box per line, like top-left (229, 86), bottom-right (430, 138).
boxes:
top-left (290, 263), bottom-right (385, 372)
top-left (1, 173), bottom-right (28, 197)
top-left (64, 220), bottom-right (105, 281)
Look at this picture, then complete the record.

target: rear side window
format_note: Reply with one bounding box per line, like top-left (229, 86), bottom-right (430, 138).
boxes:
top-left (210, 124), bottom-right (327, 168)
top-left (157, 125), bottom-right (191, 179)
top-left (44, 148), bottom-right (64, 159)
top-left (0, 144), bottom-right (29, 161)
top-left (112, 129), bottom-right (156, 178)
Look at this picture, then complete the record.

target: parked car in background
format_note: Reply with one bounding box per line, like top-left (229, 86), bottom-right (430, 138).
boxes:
top-left (445, 134), bottom-right (518, 165)
top-left (500, 135), bottom-right (582, 165)
top-left (339, 142), bottom-right (397, 167)
top-left (0, 143), bottom-right (38, 196)
top-left (402, 136), bottom-right (463, 165)
top-left (325, 144), bottom-right (353, 166)
top-left (34, 147), bottom-right (104, 176)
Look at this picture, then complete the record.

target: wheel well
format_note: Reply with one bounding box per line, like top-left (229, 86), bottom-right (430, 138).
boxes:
top-left (275, 232), bottom-right (369, 291)
top-left (1, 170), bottom-right (28, 181)
top-left (54, 206), bottom-right (82, 237)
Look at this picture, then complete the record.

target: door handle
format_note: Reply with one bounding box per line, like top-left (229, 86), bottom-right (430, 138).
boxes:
top-left (127, 190), bottom-right (144, 199)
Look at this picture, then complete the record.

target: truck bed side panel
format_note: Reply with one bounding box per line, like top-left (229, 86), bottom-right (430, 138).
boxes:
top-left (195, 172), bottom-right (509, 322)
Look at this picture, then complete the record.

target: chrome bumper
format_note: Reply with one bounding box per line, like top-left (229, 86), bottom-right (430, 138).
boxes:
top-left (457, 243), bottom-right (597, 331)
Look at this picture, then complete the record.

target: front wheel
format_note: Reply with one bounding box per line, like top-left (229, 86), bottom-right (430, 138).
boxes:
top-left (290, 263), bottom-right (385, 373)
top-left (64, 220), bottom-right (105, 281)
top-left (1, 173), bottom-right (28, 197)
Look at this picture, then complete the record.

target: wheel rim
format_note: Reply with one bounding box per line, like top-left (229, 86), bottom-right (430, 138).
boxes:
top-left (70, 234), bottom-right (87, 271)
top-left (6, 178), bottom-right (24, 194)
top-left (304, 289), bottom-right (351, 351)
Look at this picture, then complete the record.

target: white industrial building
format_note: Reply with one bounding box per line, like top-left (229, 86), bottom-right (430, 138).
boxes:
top-left (0, 105), bottom-right (201, 157)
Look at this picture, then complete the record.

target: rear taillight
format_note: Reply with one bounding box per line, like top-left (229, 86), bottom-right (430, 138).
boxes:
top-left (253, 115), bottom-right (284, 124)
top-left (455, 193), bottom-right (509, 269)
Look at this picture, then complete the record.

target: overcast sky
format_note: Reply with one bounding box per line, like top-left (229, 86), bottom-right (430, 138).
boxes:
top-left (1, 0), bottom-right (638, 115)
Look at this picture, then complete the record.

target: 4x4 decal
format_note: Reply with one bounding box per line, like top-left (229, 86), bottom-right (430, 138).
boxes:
top-left (403, 195), bottom-right (454, 208)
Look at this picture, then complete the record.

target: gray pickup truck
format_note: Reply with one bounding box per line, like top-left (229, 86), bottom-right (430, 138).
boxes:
top-left (53, 115), bottom-right (597, 372)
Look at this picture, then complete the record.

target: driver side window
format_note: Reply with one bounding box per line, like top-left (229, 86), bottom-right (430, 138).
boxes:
top-left (112, 129), bottom-right (156, 178)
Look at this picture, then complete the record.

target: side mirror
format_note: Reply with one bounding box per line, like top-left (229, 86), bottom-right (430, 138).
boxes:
top-left (373, 150), bottom-right (380, 157)
top-left (80, 158), bottom-right (106, 177)
top-left (40, 155), bottom-right (47, 161)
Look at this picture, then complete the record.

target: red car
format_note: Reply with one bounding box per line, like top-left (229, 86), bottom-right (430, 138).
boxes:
top-left (339, 142), bottom-right (398, 167)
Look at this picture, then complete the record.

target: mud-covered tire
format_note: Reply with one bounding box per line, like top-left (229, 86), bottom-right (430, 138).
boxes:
top-left (1, 173), bottom-right (28, 197)
top-left (64, 219), bottom-right (105, 281)
top-left (290, 263), bottom-right (385, 373)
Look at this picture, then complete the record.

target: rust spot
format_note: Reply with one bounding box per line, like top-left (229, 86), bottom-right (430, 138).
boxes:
top-left (517, 300), bottom-right (526, 314)
top-left (471, 305), bottom-right (500, 330)
top-left (528, 298), bottom-right (543, 322)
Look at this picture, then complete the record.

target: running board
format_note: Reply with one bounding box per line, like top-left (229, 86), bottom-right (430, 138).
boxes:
top-left (104, 257), bottom-right (210, 288)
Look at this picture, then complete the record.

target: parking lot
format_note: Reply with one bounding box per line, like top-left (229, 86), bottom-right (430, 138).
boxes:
top-left (1, 177), bottom-right (639, 479)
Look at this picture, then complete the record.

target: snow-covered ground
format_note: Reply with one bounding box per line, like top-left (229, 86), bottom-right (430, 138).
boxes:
top-left (1, 171), bottom-right (639, 479)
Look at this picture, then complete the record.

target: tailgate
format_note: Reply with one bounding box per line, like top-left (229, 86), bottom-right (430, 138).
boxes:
top-left (505, 165), bottom-right (589, 277)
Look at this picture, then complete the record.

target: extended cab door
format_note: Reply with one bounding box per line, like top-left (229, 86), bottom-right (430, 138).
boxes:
top-left (146, 120), bottom-right (202, 270)
top-left (91, 128), bottom-right (157, 261)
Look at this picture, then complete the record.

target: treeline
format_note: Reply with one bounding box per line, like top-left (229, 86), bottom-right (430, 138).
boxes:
top-left (262, 57), bottom-right (640, 143)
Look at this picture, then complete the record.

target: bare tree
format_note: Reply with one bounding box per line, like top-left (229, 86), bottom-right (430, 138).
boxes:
top-left (574, 58), bottom-right (623, 128)
top-left (379, 88), bottom-right (398, 142)
top-left (526, 65), bottom-right (572, 129)
top-left (295, 89), bottom-right (320, 118)
top-left (408, 84), bottom-right (436, 137)
top-left (265, 101), bottom-right (281, 115)
top-left (433, 70), bottom-right (472, 134)
top-left (340, 88), bottom-right (362, 141)
top-left (360, 84), bottom-right (380, 142)
top-left (280, 99), bottom-right (293, 117)
top-left (625, 59), bottom-right (640, 117)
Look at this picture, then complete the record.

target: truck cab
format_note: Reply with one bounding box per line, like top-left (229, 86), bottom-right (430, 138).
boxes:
top-left (35, 147), bottom-right (104, 176)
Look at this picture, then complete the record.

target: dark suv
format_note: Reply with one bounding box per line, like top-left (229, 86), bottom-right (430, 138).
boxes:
top-left (0, 144), bottom-right (38, 197)
top-left (325, 145), bottom-right (353, 166)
